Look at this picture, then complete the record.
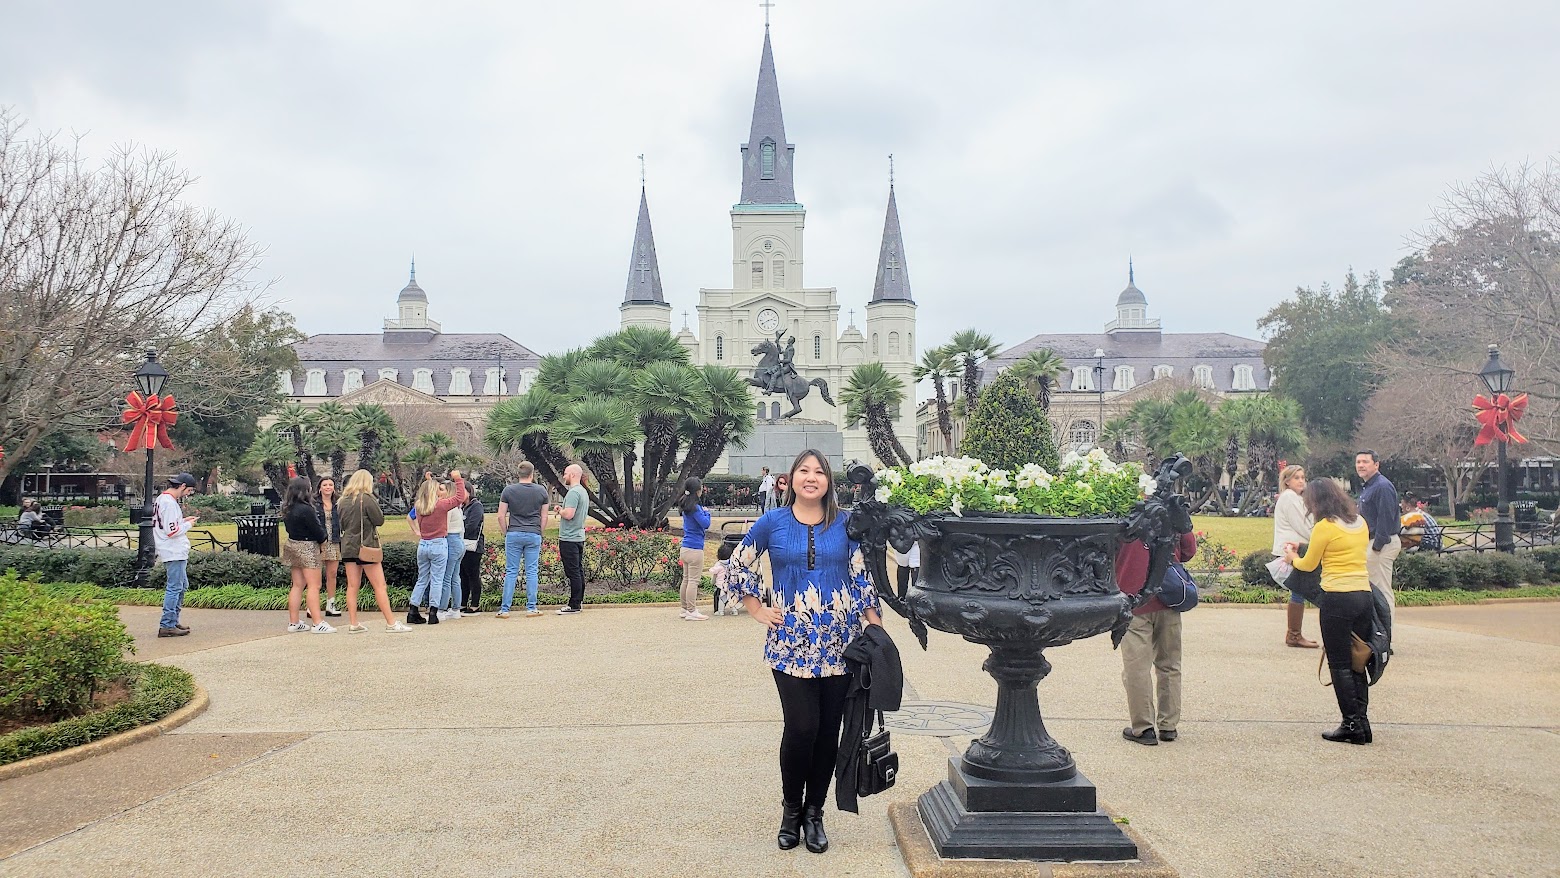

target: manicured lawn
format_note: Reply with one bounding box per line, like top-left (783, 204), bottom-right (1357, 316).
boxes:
top-left (1191, 515), bottom-right (1273, 558)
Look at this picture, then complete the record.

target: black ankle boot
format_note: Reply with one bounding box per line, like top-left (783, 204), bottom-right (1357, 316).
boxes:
top-left (777, 801), bottom-right (803, 850)
top-left (428, 607), bottom-right (440, 625)
top-left (802, 804), bottom-right (828, 853)
top-left (406, 606), bottom-right (426, 625)
top-left (1352, 671), bottom-right (1373, 743)
top-left (1322, 668), bottom-right (1369, 744)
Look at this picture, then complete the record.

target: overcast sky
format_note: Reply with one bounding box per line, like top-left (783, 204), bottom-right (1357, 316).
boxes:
top-left (6, 0), bottom-right (1558, 356)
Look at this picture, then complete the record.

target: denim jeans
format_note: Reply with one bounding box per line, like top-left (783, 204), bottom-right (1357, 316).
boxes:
top-left (502, 531), bottom-right (543, 613)
top-left (443, 533), bottom-right (464, 610)
top-left (160, 559), bottom-right (188, 629)
top-left (411, 538), bottom-right (448, 609)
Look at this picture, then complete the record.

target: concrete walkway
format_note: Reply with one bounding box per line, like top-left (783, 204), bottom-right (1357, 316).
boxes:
top-left (3, 602), bottom-right (1558, 878)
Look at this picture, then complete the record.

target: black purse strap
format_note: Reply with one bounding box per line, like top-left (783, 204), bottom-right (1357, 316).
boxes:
top-left (864, 708), bottom-right (886, 740)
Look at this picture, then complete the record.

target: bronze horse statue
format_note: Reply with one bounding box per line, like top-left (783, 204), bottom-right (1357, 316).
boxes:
top-left (749, 335), bottom-right (835, 418)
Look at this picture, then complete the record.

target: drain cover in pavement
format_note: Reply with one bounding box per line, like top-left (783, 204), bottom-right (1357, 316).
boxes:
top-left (885, 701), bottom-right (994, 736)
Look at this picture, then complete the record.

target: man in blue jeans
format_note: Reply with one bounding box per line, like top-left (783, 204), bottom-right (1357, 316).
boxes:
top-left (153, 473), bottom-right (200, 637)
top-left (497, 462), bottom-right (550, 618)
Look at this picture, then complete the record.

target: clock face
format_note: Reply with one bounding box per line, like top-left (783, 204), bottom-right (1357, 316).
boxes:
top-left (756, 308), bottom-right (780, 332)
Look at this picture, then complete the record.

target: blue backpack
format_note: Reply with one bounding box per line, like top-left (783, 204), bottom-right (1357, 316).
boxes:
top-left (1159, 561), bottom-right (1200, 612)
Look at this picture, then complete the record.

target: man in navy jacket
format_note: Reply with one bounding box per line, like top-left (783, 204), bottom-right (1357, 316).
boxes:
top-left (1356, 450), bottom-right (1400, 617)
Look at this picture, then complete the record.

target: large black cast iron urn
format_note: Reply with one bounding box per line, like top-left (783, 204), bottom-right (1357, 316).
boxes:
top-left (846, 456), bottom-right (1193, 863)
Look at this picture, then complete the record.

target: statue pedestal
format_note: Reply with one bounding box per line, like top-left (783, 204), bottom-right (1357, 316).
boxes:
top-left (719, 419), bottom-right (844, 476)
top-left (919, 758), bottom-right (1138, 862)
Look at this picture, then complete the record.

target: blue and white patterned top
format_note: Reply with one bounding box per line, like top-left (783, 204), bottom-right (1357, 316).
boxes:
top-left (728, 508), bottom-right (879, 679)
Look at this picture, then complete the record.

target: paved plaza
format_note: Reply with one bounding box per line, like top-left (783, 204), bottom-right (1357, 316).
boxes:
top-left (3, 601), bottom-right (1558, 878)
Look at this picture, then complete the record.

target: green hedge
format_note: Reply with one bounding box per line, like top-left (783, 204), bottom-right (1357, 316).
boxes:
top-left (0, 662), bottom-right (195, 766)
top-left (1240, 547), bottom-right (1556, 591)
top-left (1, 573), bottom-right (134, 721)
top-left (0, 546), bottom-right (294, 591)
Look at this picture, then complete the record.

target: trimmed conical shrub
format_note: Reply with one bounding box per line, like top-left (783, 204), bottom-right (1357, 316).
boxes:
top-left (959, 370), bottom-right (1059, 473)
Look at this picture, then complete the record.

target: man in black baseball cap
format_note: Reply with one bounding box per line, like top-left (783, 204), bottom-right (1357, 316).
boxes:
top-left (154, 474), bottom-right (200, 637)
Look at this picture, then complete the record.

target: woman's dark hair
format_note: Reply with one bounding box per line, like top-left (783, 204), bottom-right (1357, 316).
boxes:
top-left (281, 476), bottom-right (315, 516)
top-left (1302, 477), bottom-right (1358, 524)
top-left (678, 477), bottom-right (702, 515)
top-left (787, 449), bottom-right (837, 527)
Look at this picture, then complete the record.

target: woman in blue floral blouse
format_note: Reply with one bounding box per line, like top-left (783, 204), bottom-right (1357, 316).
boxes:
top-left (729, 449), bottom-right (883, 855)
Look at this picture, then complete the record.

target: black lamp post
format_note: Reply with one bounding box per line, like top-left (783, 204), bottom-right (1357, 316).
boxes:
top-left (1478, 344), bottom-right (1516, 554)
top-left (1092, 348), bottom-right (1106, 449)
top-left (132, 350), bottom-right (170, 586)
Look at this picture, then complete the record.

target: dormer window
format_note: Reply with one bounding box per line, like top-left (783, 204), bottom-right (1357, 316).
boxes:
top-left (449, 368), bottom-right (473, 396)
top-left (276, 369), bottom-right (295, 396)
top-left (1112, 365), bottom-right (1135, 392)
top-left (343, 369), bottom-right (364, 393)
top-left (304, 369), bottom-right (327, 396)
top-left (1232, 364), bottom-right (1257, 391)
top-left (1194, 364), bottom-right (1215, 389)
top-left (484, 368), bottom-right (505, 396)
top-left (1071, 366), bottom-right (1093, 392)
top-left (412, 369), bottom-right (434, 394)
top-left (761, 140), bottom-right (776, 179)
top-left (1152, 364), bottom-right (1173, 380)
top-left (378, 368), bottom-right (398, 383)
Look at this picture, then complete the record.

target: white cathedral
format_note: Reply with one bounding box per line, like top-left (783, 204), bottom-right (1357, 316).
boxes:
top-left (617, 25), bottom-right (917, 471)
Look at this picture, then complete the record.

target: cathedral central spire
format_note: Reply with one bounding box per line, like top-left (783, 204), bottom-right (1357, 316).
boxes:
top-left (739, 28), bottom-right (796, 204)
top-left (871, 178), bottom-right (913, 302)
top-left (623, 185), bottom-right (665, 304)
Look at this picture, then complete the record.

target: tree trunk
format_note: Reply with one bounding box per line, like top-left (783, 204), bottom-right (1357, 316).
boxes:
top-left (866, 405), bottom-right (906, 468)
top-left (963, 363), bottom-right (980, 414)
top-left (330, 450), bottom-right (346, 486)
top-left (933, 380), bottom-right (953, 453)
top-left (584, 450), bottom-right (628, 525)
top-left (1039, 379), bottom-right (1052, 413)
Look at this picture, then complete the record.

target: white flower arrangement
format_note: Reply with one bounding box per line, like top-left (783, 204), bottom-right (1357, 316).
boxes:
top-left (875, 451), bottom-right (1150, 518)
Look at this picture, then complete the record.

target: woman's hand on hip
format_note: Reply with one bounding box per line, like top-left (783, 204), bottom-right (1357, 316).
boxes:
top-left (745, 598), bottom-right (783, 630)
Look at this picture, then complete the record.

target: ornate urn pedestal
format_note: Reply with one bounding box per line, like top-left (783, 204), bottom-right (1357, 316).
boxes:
top-left (848, 458), bottom-right (1191, 864)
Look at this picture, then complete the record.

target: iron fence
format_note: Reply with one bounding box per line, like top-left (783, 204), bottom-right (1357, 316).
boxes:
top-left (1420, 521), bottom-right (1560, 554)
top-left (0, 524), bottom-right (240, 552)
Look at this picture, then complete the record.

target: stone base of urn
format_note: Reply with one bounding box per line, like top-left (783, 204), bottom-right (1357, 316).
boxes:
top-left (919, 758), bottom-right (1137, 862)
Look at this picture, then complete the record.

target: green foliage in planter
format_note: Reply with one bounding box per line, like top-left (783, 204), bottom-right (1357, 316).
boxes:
top-left (0, 663), bottom-right (195, 766)
top-left (958, 371), bottom-right (1059, 475)
top-left (0, 573), bottom-right (133, 722)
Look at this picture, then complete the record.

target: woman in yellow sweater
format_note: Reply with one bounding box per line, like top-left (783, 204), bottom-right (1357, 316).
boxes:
top-left (1283, 477), bottom-right (1374, 745)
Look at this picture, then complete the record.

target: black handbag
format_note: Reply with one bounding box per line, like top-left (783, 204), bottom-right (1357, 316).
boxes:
top-left (856, 710), bottom-right (898, 798)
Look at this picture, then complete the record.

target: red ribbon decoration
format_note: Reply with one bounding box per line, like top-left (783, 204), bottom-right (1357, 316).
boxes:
top-left (1473, 392), bottom-right (1528, 446)
top-left (122, 392), bottom-right (179, 452)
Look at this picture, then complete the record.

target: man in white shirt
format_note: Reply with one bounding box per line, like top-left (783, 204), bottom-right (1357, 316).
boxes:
top-left (153, 473), bottom-right (199, 637)
top-left (758, 467), bottom-right (775, 513)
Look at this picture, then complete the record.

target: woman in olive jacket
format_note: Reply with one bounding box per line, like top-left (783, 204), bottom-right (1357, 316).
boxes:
top-left (339, 469), bottom-right (411, 633)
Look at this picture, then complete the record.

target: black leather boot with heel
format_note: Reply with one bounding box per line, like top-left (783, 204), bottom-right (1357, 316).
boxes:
top-left (1322, 668), bottom-right (1370, 744)
top-left (802, 804), bottom-right (828, 853)
top-left (1352, 670), bottom-right (1373, 743)
top-left (777, 802), bottom-right (803, 850)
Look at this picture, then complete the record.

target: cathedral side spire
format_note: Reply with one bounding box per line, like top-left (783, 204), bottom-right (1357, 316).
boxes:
top-left (623, 185), bottom-right (665, 304)
top-left (871, 181), bottom-right (913, 302)
top-left (739, 28), bottom-right (796, 204)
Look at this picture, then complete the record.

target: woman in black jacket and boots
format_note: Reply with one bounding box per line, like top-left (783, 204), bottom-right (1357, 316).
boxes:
top-left (459, 493), bottom-right (486, 613)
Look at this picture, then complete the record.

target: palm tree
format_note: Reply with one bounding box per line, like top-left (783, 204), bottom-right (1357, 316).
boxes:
top-left (843, 363), bottom-right (912, 468)
top-left (678, 365), bottom-right (757, 484)
top-left (551, 397), bottom-right (643, 523)
top-left (272, 402), bottom-right (318, 483)
top-left (630, 360), bottom-right (710, 521)
top-left (1165, 393), bottom-right (1228, 512)
top-left (242, 432), bottom-right (294, 495)
top-left (1009, 348), bottom-right (1068, 411)
top-left (348, 404), bottom-right (397, 474)
top-left (311, 421), bottom-right (358, 485)
top-left (1222, 395), bottom-right (1307, 511)
top-left (1100, 416), bottom-right (1133, 460)
top-left (944, 329), bottom-right (1001, 414)
top-left (913, 346), bottom-right (957, 453)
top-left (486, 388), bottom-right (573, 490)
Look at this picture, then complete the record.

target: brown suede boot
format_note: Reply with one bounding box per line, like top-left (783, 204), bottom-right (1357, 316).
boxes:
top-left (1285, 601), bottom-right (1319, 648)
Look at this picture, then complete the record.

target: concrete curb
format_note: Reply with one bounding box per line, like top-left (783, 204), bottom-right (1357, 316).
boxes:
top-left (0, 685), bottom-right (209, 783)
top-left (889, 801), bottom-right (1178, 878)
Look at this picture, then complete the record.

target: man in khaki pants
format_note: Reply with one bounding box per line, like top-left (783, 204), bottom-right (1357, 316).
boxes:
top-left (1355, 450), bottom-right (1401, 616)
top-left (1114, 531), bottom-right (1197, 745)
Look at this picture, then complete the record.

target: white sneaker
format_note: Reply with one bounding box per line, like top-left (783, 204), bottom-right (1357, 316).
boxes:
top-left (286, 621), bottom-right (311, 633)
top-left (312, 622), bottom-right (337, 634)
top-left (385, 622), bottom-right (412, 633)
top-left (346, 624), bottom-right (368, 634)
top-left (678, 610), bottom-right (690, 620)
top-left (444, 609), bottom-right (462, 620)
top-left (685, 611), bottom-right (709, 621)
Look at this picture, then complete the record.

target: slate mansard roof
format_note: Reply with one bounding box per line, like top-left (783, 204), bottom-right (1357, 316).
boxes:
top-left (991, 332), bottom-right (1269, 394)
top-left (291, 333), bottom-right (540, 397)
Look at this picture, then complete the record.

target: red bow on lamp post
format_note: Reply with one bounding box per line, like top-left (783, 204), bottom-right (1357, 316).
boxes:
top-left (1472, 392), bottom-right (1529, 446)
top-left (122, 391), bottom-right (179, 451)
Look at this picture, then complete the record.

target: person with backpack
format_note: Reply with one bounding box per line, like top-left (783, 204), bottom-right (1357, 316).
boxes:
top-left (1283, 477), bottom-right (1375, 745)
top-left (1399, 494), bottom-right (1441, 552)
top-left (1115, 531), bottom-right (1197, 746)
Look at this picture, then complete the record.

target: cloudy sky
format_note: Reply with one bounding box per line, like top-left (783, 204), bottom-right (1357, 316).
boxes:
top-left (6, 0), bottom-right (1558, 356)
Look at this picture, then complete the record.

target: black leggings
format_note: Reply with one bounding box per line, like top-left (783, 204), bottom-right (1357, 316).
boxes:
top-left (772, 670), bottom-right (852, 807)
top-left (895, 565), bottom-right (918, 600)
top-left (1319, 590), bottom-right (1374, 670)
top-left (460, 549), bottom-right (482, 608)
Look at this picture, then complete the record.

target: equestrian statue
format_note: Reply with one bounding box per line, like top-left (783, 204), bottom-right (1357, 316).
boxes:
top-left (750, 330), bottom-right (835, 419)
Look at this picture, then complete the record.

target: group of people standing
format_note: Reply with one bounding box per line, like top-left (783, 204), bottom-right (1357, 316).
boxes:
top-left (755, 466), bottom-right (790, 513)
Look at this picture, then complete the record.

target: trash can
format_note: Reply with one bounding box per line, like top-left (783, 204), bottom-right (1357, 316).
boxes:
top-left (41, 506), bottom-right (66, 527)
top-left (250, 502), bottom-right (268, 517)
top-left (235, 514), bottom-right (281, 557)
top-left (1513, 500), bottom-right (1539, 532)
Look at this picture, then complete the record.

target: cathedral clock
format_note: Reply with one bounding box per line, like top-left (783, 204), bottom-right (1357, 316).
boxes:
top-left (756, 308), bottom-right (781, 333)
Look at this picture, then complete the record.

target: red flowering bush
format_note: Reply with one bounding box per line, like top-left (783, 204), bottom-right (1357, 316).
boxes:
top-left (1193, 530), bottom-right (1238, 572)
top-left (484, 529), bottom-right (680, 590)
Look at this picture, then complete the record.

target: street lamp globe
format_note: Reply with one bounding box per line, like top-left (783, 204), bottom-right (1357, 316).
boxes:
top-left (134, 349), bottom-right (169, 398)
top-left (1479, 344), bottom-right (1515, 396)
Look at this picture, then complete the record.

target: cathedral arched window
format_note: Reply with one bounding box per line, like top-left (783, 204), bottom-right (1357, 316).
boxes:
top-left (761, 140), bottom-right (776, 179)
top-left (872, 333), bottom-right (879, 356)
top-left (751, 258), bottom-right (764, 290)
top-left (813, 335), bottom-right (821, 360)
top-left (342, 369), bottom-right (364, 394)
top-left (888, 332), bottom-right (900, 355)
top-left (715, 336), bottom-right (724, 361)
top-left (772, 259), bottom-right (785, 288)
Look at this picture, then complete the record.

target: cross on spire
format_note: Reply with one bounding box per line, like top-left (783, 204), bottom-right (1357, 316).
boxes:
top-left (885, 252), bottom-right (899, 281)
top-left (638, 153), bottom-right (645, 186)
top-left (1129, 255), bottom-right (1135, 285)
top-left (638, 256), bottom-right (650, 282)
top-left (682, 310), bottom-right (690, 329)
top-left (410, 255), bottom-right (416, 282)
top-left (848, 308), bottom-right (855, 327)
top-left (889, 153), bottom-right (894, 187)
top-left (759, 0), bottom-right (774, 28)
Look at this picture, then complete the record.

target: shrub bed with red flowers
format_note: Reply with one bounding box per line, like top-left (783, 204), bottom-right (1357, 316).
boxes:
top-left (480, 529), bottom-right (682, 592)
